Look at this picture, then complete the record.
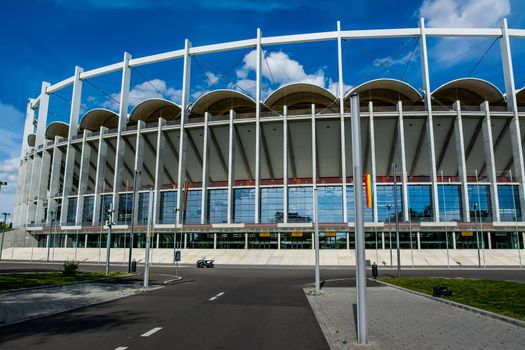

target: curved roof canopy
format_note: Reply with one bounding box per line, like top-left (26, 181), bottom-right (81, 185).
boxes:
top-left (27, 133), bottom-right (36, 148)
top-left (265, 83), bottom-right (337, 110)
top-left (431, 78), bottom-right (505, 105)
top-left (129, 98), bottom-right (182, 123)
top-left (516, 88), bottom-right (525, 107)
top-left (45, 121), bottom-right (69, 140)
top-left (346, 79), bottom-right (422, 106)
top-left (190, 90), bottom-right (256, 117)
top-left (79, 109), bottom-right (119, 131)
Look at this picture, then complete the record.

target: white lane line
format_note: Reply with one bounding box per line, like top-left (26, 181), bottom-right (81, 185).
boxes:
top-left (140, 327), bottom-right (163, 337)
top-left (209, 292), bottom-right (225, 301)
top-left (114, 347), bottom-right (128, 350)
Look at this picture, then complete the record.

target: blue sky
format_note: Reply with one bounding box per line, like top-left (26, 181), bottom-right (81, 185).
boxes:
top-left (1, 0), bottom-right (524, 217)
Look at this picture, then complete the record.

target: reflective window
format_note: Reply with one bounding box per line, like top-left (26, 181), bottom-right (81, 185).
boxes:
top-left (468, 184), bottom-right (492, 222)
top-left (376, 185), bottom-right (403, 222)
top-left (66, 197), bottom-right (77, 224)
top-left (208, 189), bottom-right (228, 223)
top-left (82, 196), bottom-right (94, 225)
top-left (184, 190), bottom-right (202, 224)
top-left (234, 188), bottom-right (255, 223)
top-left (100, 195), bottom-right (112, 224)
top-left (498, 185), bottom-right (522, 221)
top-left (260, 187), bottom-right (284, 223)
top-left (347, 186), bottom-right (373, 222)
top-left (408, 185), bottom-right (433, 221)
top-left (438, 185), bottom-right (462, 221)
top-left (288, 187), bottom-right (313, 223)
top-left (118, 193), bottom-right (133, 224)
top-left (159, 191), bottom-right (177, 224)
top-left (318, 186), bottom-right (343, 223)
top-left (138, 192), bottom-right (149, 225)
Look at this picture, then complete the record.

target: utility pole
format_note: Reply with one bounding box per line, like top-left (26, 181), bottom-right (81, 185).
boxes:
top-left (351, 93), bottom-right (367, 344)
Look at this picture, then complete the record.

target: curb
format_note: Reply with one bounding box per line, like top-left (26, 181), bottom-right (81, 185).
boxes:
top-left (374, 279), bottom-right (525, 329)
top-left (0, 273), bottom-right (136, 295)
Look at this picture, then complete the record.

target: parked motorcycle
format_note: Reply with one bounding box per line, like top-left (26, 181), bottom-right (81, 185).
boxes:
top-left (196, 257), bottom-right (215, 268)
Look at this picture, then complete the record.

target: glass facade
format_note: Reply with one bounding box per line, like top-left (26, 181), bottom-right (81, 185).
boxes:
top-left (376, 185), bottom-right (403, 222)
top-left (138, 192), bottom-right (149, 225)
top-left (468, 184), bottom-right (492, 222)
top-left (408, 185), bottom-right (433, 221)
top-left (208, 189), bottom-right (228, 223)
top-left (159, 191), bottom-right (177, 224)
top-left (117, 193), bottom-right (133, 224)
top-left (288, 187), bottom-right (313, 223)
top-left (100, 195), bottom-right (112, 225)
top-left (184, 190), bottom-right (202, 224)
top-left (66, 197), bottom-right (77, 224)
top-left (82, 196), bottom-right (94, 225)
top-left (260, 187), bottom-right (284, 223)
top-left (498, 185), bottom-right (522, 221)
top-left (234, 188), bottom-right (255, 223)
top-left (347, 186), bottom-right (373, 222)
top-left (318, 186), bottom-right (343, 223)
top-left (438, 185), bottom-right (462, 221)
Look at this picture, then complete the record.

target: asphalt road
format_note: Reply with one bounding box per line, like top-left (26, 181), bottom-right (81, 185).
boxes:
top-left (0, 262), bottom-right (524, 350)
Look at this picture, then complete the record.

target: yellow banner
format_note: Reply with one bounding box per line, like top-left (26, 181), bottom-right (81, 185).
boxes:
top-left (291, 232), bottom-right (303, 237)
top-left (259, 232), bottom-right (271, 237)
top-left (461, 231), bottom-right (473, 237)
top-left (325, 231), bottom-right (337, 237)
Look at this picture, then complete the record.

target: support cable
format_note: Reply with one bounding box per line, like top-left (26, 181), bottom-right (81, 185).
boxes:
top-left (84, 79), bottom-right (120, 105)
top-left (466, 37), bottom-right (499, 76)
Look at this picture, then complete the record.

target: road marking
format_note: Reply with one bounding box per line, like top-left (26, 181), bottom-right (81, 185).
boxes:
top-left (114, 347), bottom-right (128, 350)
top-left (141, 327), bottom-right (163, 337)
top-left (209, 292), bottom-right (225, 301)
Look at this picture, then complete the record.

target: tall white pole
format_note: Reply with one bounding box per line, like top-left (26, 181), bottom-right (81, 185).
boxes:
top-left (509, 170), bottom-right (522, 268)
top-left (314, 187), bottom-right (320, 292)
top-left (105, 203), bottom-right (114, 275)
top-left (144, 190), bottom-right (154, 288)
top-left (351, 93), bottom-right (367, 344)
top-left (441, 170), bottom-right (450, 268)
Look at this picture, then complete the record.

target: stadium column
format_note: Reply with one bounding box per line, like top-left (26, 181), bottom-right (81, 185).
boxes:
top-left (419, 17), bottom-right (440, 221)
top-left (176, 40), bottom-right (192, 227)
top-left (15, 100), bottom-right (36, 226)
top-left (28, 82), bottom-right (51, 226)
top-left (397, 101), bottom-right (410, 222)
top-left (481, 101), bottom-right (500, 222)
top-left (500, 18), bottom-right (525, 213)
top-left (369, 101), bottom-right (378, 222)
top-left (35, 143), bottom-right (52, 226)
top-left (75, 129), bottom-right (92, 226)
top-left (132, 121), bottom-right (146, 225)
top-left (254, 28), bottom-right (262, 224)
top-left (47, 136), bottom-right (63, 225)
top-left (153, 118), bottom-right (166, 225)
top-left (60, 66), bottom-right (84, 225)
top-left (20, 155), bottom-right (32, 227)
top-left (453, 101), bottom-right (470, 221)
top-left (337, 21), bottom-right (348, 222)
top-left (283, 105), bottom-right (288, 223)
top-left (227, 109), bottom-right (236, 224)
top-left (112, 53), bottom-right (132, 224)
top-left (201, 112), bottom-right (211, 224)
top-left (92, 126), bottom-right (108, 226)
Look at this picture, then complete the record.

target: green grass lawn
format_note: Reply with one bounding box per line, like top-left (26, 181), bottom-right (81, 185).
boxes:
top-left (379, 277), bottom-right (525, 321)
top-left (0, 272), bottom-right (126, 292)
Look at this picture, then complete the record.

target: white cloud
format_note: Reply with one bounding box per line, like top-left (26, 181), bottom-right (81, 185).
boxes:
top-left (418, 0), bottom-right (511, 66)
top-left (373, 51), bottom-right (416, 68)
top-left (102, 79), bottom-right (182, 110)
top-left (419, 0), bottom-right (510, 28)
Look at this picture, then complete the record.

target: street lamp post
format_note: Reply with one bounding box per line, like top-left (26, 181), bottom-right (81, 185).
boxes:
top-left (314, 187), bottom-right (320, 292)
top-left (473, 203), bottom-right (481, 268)
top-left (509, 170), bottom-right (522, 268)
top-left (105, 203), bottom-right (114, 275)
top-left (0, 181), bottom-right (7, 191)
top-left (128, 170), bottom-right (140, 273)
top-left (392, 163), bottom-right (401, 277)
top-left (0, 212), bottom-right (10, 260)
top-left (387, 204), bottom-right (392, 267)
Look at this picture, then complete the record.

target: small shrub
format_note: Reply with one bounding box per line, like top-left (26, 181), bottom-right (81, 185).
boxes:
top-left (62, 259), bottom-right (80, 276)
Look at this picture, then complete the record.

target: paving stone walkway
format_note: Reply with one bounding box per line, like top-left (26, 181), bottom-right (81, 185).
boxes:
top-left (306, 286), bottom-right (525, 350)
top-left (0, 281), bottom-right (151, 326)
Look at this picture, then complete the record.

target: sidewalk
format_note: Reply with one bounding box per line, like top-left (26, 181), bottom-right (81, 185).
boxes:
top-left (0, 280), bottom-right (153, 326)
top-left (305, 285), bottom-right (525, 350)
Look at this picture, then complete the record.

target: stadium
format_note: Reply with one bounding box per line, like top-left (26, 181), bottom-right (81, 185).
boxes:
top-left (7, 19), bottom-right (525, 266)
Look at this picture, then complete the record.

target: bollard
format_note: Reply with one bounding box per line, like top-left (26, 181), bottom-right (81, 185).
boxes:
top-left (372, 262), bottom-right (378, 279)
top-left (131, 259), bottom-right (137, 273)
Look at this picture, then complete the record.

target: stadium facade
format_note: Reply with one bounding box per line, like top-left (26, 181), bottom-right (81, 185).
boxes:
top-left (10, 19), bottom-right (525, 263)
